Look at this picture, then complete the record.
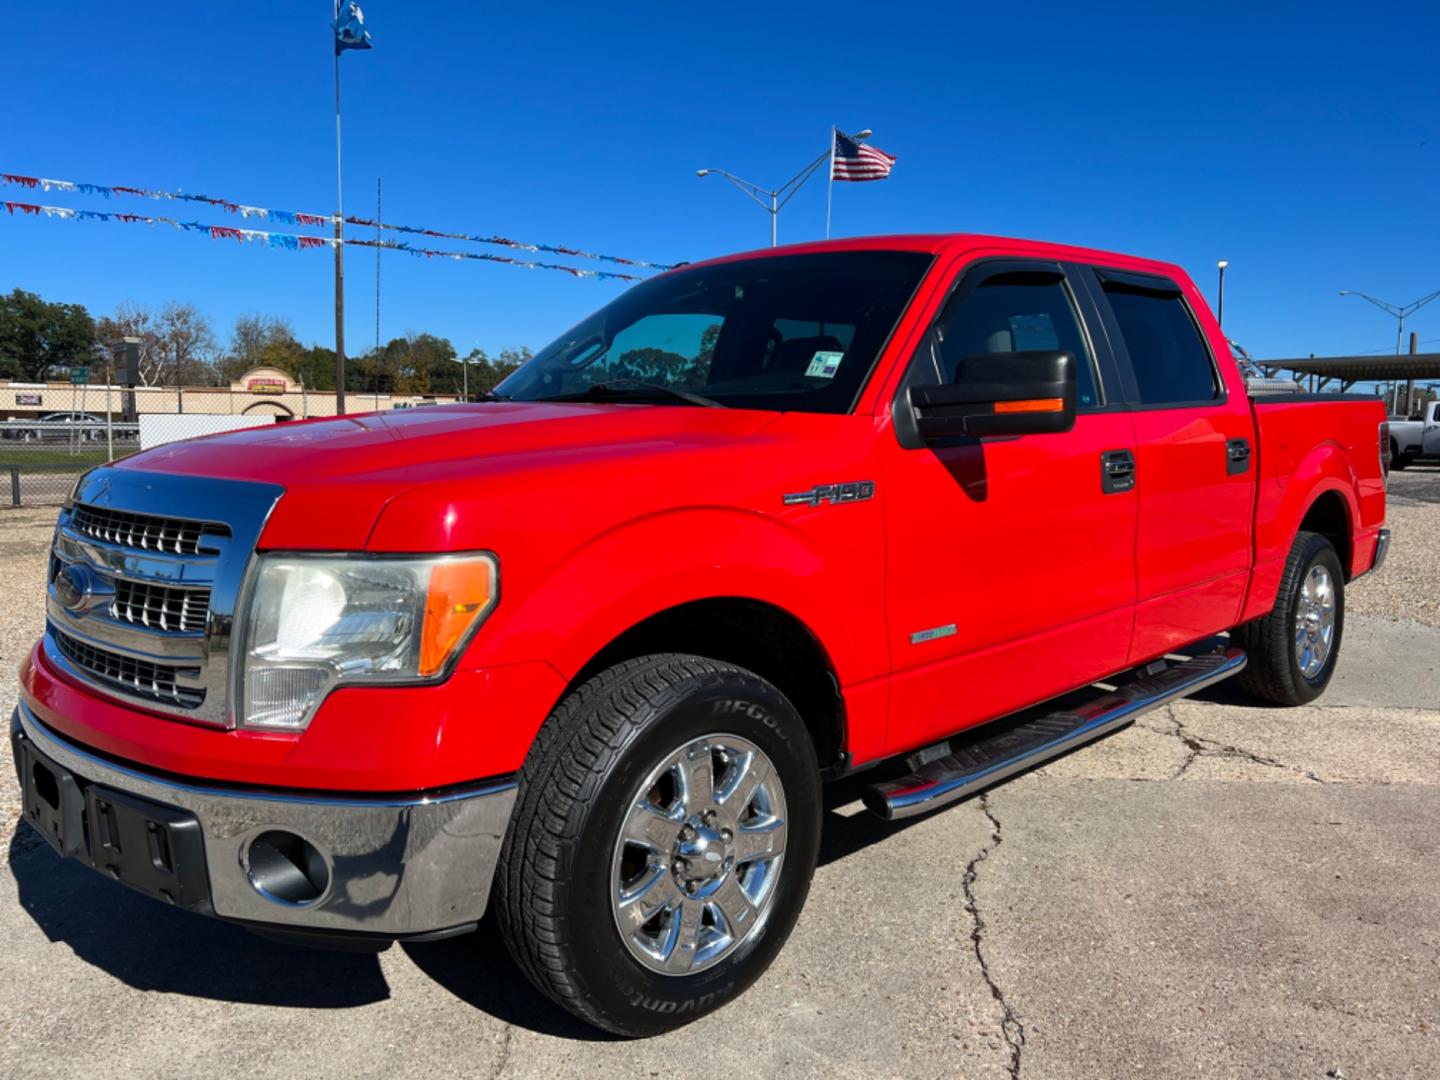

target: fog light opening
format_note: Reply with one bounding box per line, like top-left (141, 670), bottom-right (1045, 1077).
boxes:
top-left (246, 830), bottom-right (330, 906)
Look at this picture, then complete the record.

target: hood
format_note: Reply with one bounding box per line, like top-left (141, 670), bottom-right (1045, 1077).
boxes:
top-left (118, 402), bottom-right (779, 548)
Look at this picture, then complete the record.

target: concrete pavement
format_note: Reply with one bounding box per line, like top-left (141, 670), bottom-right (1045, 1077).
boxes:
top-left (3, 612), bottom-right (1437, 1079)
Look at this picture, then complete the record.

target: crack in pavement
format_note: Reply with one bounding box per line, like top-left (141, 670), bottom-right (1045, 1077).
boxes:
top-left (490, 1023), bottom-right (514, 1080)
top-left (962, 793), bottom-right (1025, 1079)
top-left (1143, 706), bottom-right (1326, 783)
top-left (487, 976), bottom-right (517, 1080)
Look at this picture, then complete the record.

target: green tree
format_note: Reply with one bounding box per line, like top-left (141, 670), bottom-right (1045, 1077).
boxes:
top-left (292, 346), bottom-right (337, 391)
top-left (354, 334), bottom-right (461, 396)
top-left (461, 346), bottom-right (531, 398)
top-left (0, 288), bottom-right (95, 381)
top-left (2, 286), bottom-right (537, 400)
top-left (611, 347), bottom-right (690, 386)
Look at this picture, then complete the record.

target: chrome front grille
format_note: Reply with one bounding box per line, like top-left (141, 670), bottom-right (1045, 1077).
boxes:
top-left (71, 502), bottom-right (230, 556)
top-left (44, 469), bottom-right (283, 727)
top-left (111, 578), bottom-right (210, 633)
top-left (51, 625), bottom-right (205, 709)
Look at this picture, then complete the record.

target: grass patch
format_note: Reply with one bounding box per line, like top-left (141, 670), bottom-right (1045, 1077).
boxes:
top-left (0, 447), bottom-right (140, 469)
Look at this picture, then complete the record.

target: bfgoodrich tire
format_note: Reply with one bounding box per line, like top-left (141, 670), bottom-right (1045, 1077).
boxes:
top-left (1233, 531), bottom-right (1345, 705)
top-left (494, 654), bottom-right (821, 1037)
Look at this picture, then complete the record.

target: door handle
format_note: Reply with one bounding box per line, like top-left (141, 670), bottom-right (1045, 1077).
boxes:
top-left (1226, 438), bottom-right (1252, 475)
top-left (1101, 449), bottom-right (1135, 494)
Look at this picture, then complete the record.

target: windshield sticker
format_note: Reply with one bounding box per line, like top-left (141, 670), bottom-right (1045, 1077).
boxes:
top-left (805, 350), bottom-right (845, 379)
top-left (1008, 313), bottom-right (1060, 351)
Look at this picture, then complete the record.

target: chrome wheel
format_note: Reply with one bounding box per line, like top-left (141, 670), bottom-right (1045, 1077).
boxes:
top-left (610, 733), bottom-right (787, 976)
top-left (1294, 563), bottom-right (1336, 678)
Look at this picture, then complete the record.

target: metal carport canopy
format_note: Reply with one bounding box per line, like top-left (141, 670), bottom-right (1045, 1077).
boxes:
top-left (1260, 353), bottom-right (1440, 385)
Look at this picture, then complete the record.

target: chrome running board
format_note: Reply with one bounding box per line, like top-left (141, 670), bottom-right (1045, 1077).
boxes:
top-left (863, 648), bottom-right (1247, 821)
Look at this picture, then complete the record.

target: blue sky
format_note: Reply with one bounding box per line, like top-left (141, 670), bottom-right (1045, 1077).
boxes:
top-left (2, 2), bottom-right (1437, 365)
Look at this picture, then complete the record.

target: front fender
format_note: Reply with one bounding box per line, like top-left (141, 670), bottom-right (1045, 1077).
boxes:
top-left (471, 505), bottom-right (887, 690)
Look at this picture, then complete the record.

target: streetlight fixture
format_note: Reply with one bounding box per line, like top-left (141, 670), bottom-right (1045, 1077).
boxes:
top-left (697, 130), bottom-right (872, 247)
top-left (1216, 259), bottom-right (1229, 329)
top-left (1339, 287), bottom-right (1440, 416)
top-left (1338, 289), bottom-right (1440, 355)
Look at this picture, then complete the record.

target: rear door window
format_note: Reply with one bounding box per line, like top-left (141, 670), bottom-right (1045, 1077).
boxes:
top-left (1101, 279), bottom-right (1219, 406)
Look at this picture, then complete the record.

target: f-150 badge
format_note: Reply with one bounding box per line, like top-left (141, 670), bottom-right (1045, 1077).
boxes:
top-left (782, 481), bottom-right (875, 507)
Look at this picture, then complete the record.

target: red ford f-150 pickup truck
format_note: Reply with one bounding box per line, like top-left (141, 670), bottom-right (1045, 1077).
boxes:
top-left (13, 234), bottom-right (1389, 1035)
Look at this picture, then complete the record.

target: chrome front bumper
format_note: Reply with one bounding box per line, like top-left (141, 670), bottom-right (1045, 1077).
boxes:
top-left (12, 703), bottom-right (517, 939)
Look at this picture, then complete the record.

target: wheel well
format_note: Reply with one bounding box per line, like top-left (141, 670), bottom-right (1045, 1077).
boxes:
top-left (571, 598), bottom-right (846, 772)
top-left (1299, 491), bottom-right (1352, 579)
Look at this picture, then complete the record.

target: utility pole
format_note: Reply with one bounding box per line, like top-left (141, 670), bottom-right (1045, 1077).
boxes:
top-left (375, 176), bottom-right (382, 389)
top-left (104, 354), bottom-right (113, 462)
top-left (333, 0), bottom-right (347, 414)
top-left (1406, 331), bottom-right (1418, 417)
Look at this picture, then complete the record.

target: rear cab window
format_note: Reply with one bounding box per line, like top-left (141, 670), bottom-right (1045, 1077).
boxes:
top-left (1098, 272), bottom-right (1220, 406)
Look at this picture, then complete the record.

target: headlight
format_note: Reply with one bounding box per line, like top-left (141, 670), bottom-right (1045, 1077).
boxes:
top-left (238, 552), bottom-right (498, 730)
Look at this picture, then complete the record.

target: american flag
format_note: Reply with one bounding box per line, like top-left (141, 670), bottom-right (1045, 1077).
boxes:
top-left (831, 131), bottom-right (896, 182)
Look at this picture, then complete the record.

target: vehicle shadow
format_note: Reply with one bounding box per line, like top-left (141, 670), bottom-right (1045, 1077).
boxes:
top-left (9, 817), bottom-right (617, 1036)
top-left (816, 766), bottom-right (920, 867)
top-left (401, 919), bottom-right (620, 1041)
top-left (8, 822), bottom-right (390, 1008)
top-left (401, 775), bottom-right (940, 1036)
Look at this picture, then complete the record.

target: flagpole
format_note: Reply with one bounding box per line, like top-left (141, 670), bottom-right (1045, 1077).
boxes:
top-left (825, 126), bottom-right (835, 239)
top-left (333, 0), bottom-right (347, 414)
top-left (375, 176), bottom-right (382, 410)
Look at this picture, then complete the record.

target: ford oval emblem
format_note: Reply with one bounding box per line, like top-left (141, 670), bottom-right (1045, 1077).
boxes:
top-left (54, 564), bottom-right (93, 612)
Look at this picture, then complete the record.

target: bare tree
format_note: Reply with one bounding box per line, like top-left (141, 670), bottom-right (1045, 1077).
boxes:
top-left (95, 302), bottom-right (165, 385)
top-left (158, 302), bottom-right (218, 387)
top-left (223, 313), bottom-right (297, 381)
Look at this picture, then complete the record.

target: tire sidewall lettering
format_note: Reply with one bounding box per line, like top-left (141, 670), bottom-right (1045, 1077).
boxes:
top-left (564, 669), bottom-right (817, 1031)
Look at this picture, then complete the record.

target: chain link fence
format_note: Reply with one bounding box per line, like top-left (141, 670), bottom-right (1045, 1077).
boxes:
top-left (1, 418), bottom-right (137, 508)
top-left (1, 402), bottom-right (281, 509)
top-left (1, 379), bottom-right (459, 512)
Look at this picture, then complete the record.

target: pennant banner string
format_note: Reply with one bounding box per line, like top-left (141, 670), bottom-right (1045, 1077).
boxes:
top-left (0, 201), bottom-right (644, 282)
top-left (1, 172), bottom-right (674, 270)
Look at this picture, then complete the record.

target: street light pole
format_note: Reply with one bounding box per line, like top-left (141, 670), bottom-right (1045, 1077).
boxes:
top-left (1216, 259), bottom-right (1228, 329)
top-left (1338, 288), bottom-right (1440, 355)
top-left (697, 130), bottom-right (872, 247)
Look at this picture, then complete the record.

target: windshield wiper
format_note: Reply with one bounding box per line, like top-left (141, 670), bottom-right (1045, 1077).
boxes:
top-left (538, 379), bottom-right (726, 408)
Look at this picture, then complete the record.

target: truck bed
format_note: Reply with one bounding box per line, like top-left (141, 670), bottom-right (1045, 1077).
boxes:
top-left (1243, 394), bottom-right (1387, 622)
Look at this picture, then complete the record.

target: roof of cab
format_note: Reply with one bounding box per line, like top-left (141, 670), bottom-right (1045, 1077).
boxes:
top-left (676, 233), bottom-right (1192, 289)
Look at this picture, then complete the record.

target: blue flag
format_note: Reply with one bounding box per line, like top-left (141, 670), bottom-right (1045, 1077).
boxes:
top-left (334, 2), bottom-right (372, 54)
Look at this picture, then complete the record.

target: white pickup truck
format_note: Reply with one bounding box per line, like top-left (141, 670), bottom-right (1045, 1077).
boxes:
top-left (1389, 400), bottom-right (1440, 469)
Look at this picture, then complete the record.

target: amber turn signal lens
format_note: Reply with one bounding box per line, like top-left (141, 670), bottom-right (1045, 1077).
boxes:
top-left (993, 397), bottom-right (1064, 414)
top-left (419, 557), bottom-right (498, 676)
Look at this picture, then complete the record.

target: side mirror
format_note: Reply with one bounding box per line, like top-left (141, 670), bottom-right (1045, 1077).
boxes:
top-left (907, 350), bottom-right (1077, 441)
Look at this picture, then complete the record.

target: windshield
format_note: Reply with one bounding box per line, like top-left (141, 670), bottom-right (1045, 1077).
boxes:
top-left (496, 251), bottom-right (933, 413)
